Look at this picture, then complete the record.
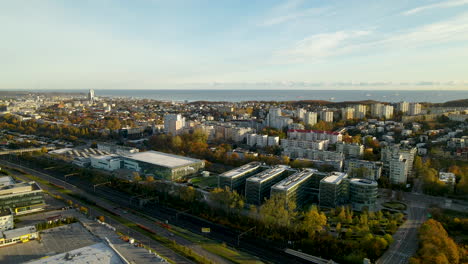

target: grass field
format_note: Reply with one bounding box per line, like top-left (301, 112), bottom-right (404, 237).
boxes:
top-left (190, 176), bottom-right (218, 188)
top-left (382, 201), bottom-right (407, 211)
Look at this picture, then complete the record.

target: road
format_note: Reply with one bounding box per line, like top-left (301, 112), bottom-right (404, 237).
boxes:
top-left (376, 201), bottom-right (427, 264)
top-left (1, 157), bottom-right (310, 264)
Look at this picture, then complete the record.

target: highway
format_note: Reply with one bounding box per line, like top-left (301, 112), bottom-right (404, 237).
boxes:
top-left (0, 157), bottom-right (310, 264)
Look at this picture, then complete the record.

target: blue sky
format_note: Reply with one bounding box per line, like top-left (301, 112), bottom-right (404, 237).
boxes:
top-left (1, 0), bottom-right (468, 90)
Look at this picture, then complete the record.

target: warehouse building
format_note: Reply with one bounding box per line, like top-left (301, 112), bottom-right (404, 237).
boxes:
top-left (245, 165), bottom-right (293, 205)
top-left (271, 169), bottom-right (327, 208)
top-left (349, 178), bottom-right (378, 211)
top-left (218, 162), bottom-right (264, 192)
top-left (0, 226), bottom-right (38, 247)
top-left (122, 151), bottom-right (205, 181)
top-left (319, 172), bottom-right (349, 208)
top-left (90, 154), bottom-right (122, 171)
top-left (0, 177), bottom-right (44, 215)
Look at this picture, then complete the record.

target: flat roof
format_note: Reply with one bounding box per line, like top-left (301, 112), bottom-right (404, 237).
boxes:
top-left (272, 169), bottom-right (317, 191)
top-left (321, 172), bottom-right (348, 184)
top-left (0, 176), bottom-right (16, 187)
top-left (247, 165), bottom-right (290, 183)
top-left (349, 178), bottom-right (377, 186)
top-left (219, 162), bottom-right (262, 179)
top-left (91, 154), bottom-right (120, 161)
top-left (2, 225), bottom-right (36, 239)
top-left (125, 151), bottom-right (203, 169)
top-left (27, 242), bottom-right (125, 264)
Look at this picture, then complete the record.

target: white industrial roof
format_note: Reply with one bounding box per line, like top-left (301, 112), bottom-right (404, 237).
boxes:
top-left (27, 242), bottom-right (125, 264)
top-left (2, 226), bottom-right (36, 239)
top-left (125, 151), bottom-right (202, 169)
top-left (0, 176), bottom-right (15, 187)
top-left (247, 165), bottom-right (290, 183)
top-left (322, 172), bottom-right (348, 184)
top-left (220, 162), bottom-right (262, 179)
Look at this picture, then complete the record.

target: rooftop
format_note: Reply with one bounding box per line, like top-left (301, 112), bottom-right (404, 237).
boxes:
top-left (349, 178), bottom-right (378, 186)
top-left (288, 129), bottom-right (341, 135)
top-left (27, 242), bottom-right (125, 264)
top-left (321, 172), bottom-right (348, 184)
top-left (0, 176), bottom-right (16, 187)
top-left (220, 162), bottom-right (262, 179)
top-left (125, 151), bottom-right (203, 169)
top-left (91, 154), bottom-right (120, 161)
top-left (272, 169), bottom-right (317, 191)
top-left (247, 165), bottom-right (291, 183)
top-left (0, 181), bottom-right (41, 196)
top-left (2, 225), bottom-right (36, 239)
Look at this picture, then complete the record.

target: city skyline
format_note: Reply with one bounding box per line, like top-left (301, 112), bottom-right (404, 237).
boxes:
top-left (2, 0), bottom-right (468, 90)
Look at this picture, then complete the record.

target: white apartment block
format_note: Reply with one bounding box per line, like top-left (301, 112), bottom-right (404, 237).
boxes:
top-left (283, 148), bottom-right (343, 160)
top-left (296, 108), bottom-right (306, 120)
top-left (409, 103), bottom-right (422, 116)
top-left (305, 112), bottom-right (317, 126)
top-left (397, 102), bottom-right (409, 113)
top-left (345, 159), bottom-right (383, 180)
top-left (336, 142), bottom-right (364, 158)
top-left (164, 114), bottom-right (185, 135)
top-left (287, 129), bottom-right (342, 144)
top-left (280, 139), bottom-right (329, 150)
top-left (354, 104), bottom-right (367, 119)
top-left (389, 155), bottom-right (409, 184)
top-left (247, 134), bottom-right (278, 147)
top-left (341, 107), bottom-right (355, 120)
top-left (320, 111), bottom-right (334, 122)
top-left (371, 104), bottom-right (393, 119)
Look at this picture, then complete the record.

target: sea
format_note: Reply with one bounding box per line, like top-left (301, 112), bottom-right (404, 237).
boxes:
top-left (29, 89), bottom-right (468, 103)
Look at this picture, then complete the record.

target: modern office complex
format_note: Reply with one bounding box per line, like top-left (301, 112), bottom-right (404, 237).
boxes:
top-left (245, 165), bottom-right (293, 205)
top-left (345, 159), bottom-right (383, 180)
top-left (0, 178), bottom-right (44, 215)
top-left (90, 154), bottom-right (122, 171)
top-left (319, 172), bottom-right (349, 208)
top-left (270, 169), bottom-right (327, 208)
top-left (218, 162), bottom-right (264, 192)
top-left (122, 151), bottom-right (205, 181)
top-left (349, 178), bottom-right (378, 211)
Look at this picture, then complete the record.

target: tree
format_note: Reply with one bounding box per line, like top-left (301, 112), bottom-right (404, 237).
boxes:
top-left (132, 172), bottom-right (142, 182)
top-left (301, 206), bottom-right (327, 237)
top-left (146, 176), bottom-right (155, 182)
top-left (98, 215), bottom-right (105, 222)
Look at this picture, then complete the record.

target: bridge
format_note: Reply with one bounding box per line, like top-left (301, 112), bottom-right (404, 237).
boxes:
top-left (0, 147), bottom-right (55, 155)
top-left (285, 248), bottom-right (337, 264)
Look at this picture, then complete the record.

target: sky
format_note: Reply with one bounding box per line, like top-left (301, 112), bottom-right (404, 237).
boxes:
top-left (1, 0), bottom-right (468, 90)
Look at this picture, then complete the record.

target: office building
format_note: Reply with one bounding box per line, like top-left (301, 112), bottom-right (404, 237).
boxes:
top-left (271, 169), bottom-right (327, 208)
top-left (90, 155), bottom-right (122, 171)
top-left (305, 112), bottom-right (318, 126)
top-left (341, 107), bottom-right (355, 120)
top-left (123, 151), bottom-right (205, 181)
top-left (345, 159), bottom-right (383, 180)
top-left (397, 102), bottom-right (409, 113)
top-left (88, 89), bottom-right (95, 101)
top-left (0, 209), bottom-right (13, 232)
top-left (245, 165), bottom-right (292, 205)
top-left (0, 178), bottom-right (44, 215)
top-left (349, 179), bottom-right (378, 211)
top-left (319, 172), bottom-right (349, 208)
top-left (409, 103), bottom-right (422, 116)
top-left (336, 142), bottom-right (364, 158)
top-left (164, 114), bottom-right (186, 135)
top-left (218, 162), bottom-right (264, 192)
top-left (0, 226), bottom-right (38, 247)
top-left (320, 111), bottom-right (334, 122)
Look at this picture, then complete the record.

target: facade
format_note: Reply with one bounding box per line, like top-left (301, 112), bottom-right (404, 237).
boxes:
top-left (122, 151), bottom-right (205, 181)
top-left (320, 111), bottom-right (334, 122)
top-left (409, 103), bottom-right (422, 116)
top-left (88, 89), bottom-right (95, 101)
top-left (354, 104), bottom-right (367, 119)
top-left (245, 165), bottom-right (292, 205)
top-left (287, 129), bottom-right (342, 144)
top-left (389, 156), bottom-right (408, 184)
top-left (280, 139), bottom-right (329, 151)
top-left (319, 172), bottom-right (349, 208)
top-left (0, 209), bottom-right (13, 232)
top-left (349, 179), bottom-right (378, 211)
top-left (271, 169), bottom-right (327, 208)
top-left (397, 102), bottom-right (409, 113)
top-left (345, 159), bottom-right (383, 180)
top-left (341, 107), bottom-right (355, 120)
top-left (336, 142), bottom-right (364, 158)
top-left (0, 180), bottom-right (44, 215)
top-left (382, 105), bottom-right (394, 119)
top-left (381, 144), bottom-right (417, 179)
top-left (283, 148), bottom-right (343, 160)
top-left (267, 108), bottom-right (293, 130)
top-left (370, 103), bottom-right (383, 117)
top-left (164, 114), bottom-right (185, 135)
top-left (0, 226), bottom-right (38, 247)
top-left (305, 112), bottom-right (317, 126)
top-left (218, 162), bottom-right (264, 192)
top-left (90, 155), bottom-right (122, 171)
top-left (296, 108), bottom-right (306, 120)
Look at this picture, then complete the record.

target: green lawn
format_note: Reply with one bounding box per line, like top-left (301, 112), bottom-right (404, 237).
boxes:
top-left (190, 176), bottom-right (218, 188)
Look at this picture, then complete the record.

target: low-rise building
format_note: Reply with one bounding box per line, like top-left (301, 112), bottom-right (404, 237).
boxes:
top-left (90, 155), bottom-right (122, 171)
top-left (0, 226), bottom-right (38, 247)
top-left (439, 172), bottom-right (456, 192)
top-left (0, 178), bottom-right (44, 215)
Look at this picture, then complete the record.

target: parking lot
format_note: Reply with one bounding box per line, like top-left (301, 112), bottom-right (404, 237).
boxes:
top-left (0, 222), bottom-right (99, 264)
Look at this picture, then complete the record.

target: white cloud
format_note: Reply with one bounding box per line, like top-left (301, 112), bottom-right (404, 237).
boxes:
top-left (260, 0), bottom-right (326, 26)
top-left (403, 0), bottom-right (468, 15)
